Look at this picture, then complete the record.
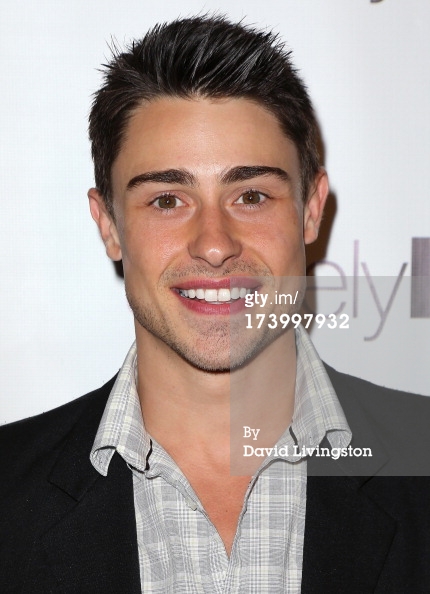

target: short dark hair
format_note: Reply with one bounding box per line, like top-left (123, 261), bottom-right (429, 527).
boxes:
top-left (89, 15), bottom-right (320, 215)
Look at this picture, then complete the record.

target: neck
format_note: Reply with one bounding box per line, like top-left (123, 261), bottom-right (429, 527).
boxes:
top-left (135, 324), bottom-right (296, 469)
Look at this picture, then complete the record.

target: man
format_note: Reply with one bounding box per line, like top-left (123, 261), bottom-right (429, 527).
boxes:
top-left (1, 15), bottom-right (429, 593)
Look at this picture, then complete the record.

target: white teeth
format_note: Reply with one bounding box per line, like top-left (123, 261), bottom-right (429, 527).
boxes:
top-left (217, 288), bottom-right (230, 302)
top-left (178, 287), bottom-right (252, 302)
top-left (204, 289), bottom-right (218, 302)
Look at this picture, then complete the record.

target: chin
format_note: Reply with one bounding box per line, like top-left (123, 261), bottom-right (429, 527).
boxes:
top-left (169, 330), bottom-right (281, 373)
top-left (171, 349), bottom-right (253, 374)
top-left (165, 335), bottom-right (251, 373)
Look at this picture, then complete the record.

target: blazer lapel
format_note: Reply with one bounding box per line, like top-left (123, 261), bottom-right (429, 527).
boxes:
top-left (301, 473), bottom-right (396, 593)
top-left (22, 381), bottom-right (141, 594)
top-left (45, 453), bottom-right (140, 594)
top-left (301, 365), bottom-right (398, 593)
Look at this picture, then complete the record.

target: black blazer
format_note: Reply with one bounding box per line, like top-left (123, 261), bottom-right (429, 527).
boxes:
top-left (1, 366), bottom-right (430, 593)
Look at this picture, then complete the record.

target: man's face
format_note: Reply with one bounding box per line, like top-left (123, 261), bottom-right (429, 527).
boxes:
top-left (89, 97), bottom-right (327, 371)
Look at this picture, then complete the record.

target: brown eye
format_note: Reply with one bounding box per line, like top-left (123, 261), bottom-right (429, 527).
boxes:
top-left (156, 194), bottom-right (178, 209)
top-left (239, 190), bottom-right (263, 205)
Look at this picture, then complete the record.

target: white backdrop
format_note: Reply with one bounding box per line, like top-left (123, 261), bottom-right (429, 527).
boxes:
top-left (1, 0), bottom-right (429, 424)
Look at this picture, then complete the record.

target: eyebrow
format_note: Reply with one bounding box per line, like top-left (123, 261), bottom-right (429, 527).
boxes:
top-left (127, 169), bottom-right (196, 190)
top-left (126, 165), bottom-right (290, 191)
top-left (220, 165), bottom-right (290, 185)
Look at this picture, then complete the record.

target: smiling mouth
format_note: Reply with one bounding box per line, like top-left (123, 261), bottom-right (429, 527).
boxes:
top-left (176, 287), bottom-right (253, 304)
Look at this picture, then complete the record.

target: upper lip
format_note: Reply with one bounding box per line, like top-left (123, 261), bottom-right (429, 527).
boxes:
top-left (173, 277), bottom-right (262, 291)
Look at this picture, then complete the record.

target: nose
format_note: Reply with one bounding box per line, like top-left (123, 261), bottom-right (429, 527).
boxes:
top-left (188, 206), bottom-right (242, 268)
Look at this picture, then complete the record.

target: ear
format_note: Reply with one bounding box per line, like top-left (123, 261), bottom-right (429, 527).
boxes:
top-left (303, 168), bottom-right (329, 245)
top-left (88, 188), bottom-right (122, 261)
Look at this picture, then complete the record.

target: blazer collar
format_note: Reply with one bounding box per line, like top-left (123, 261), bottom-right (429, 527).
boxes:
top-left (25, 376), bottom-right (141, 594)
top-left (301, 365), bottom-right (397, 592)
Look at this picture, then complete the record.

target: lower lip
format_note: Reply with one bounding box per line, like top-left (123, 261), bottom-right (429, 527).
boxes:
top-left (173, 291), bottom-right (248, 315)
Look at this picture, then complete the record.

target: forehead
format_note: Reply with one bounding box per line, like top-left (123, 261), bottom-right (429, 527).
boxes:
top-left (111, 96), bottom-right (301, 192)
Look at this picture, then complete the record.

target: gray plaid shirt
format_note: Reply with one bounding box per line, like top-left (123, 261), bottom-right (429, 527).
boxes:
top-left (91, 326), bottom-right (351, 593)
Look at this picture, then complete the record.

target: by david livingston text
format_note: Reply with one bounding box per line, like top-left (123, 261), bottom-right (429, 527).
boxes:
top-left (243, 444), bottom-right (372, 460)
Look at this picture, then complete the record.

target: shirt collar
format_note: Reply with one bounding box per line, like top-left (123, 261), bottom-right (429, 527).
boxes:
top-left (90, 326), bottom-right (352, 476)
top-left (90, 342), bottom-right (150, 476)
top-left (290, 325), bottom-right (352, 451)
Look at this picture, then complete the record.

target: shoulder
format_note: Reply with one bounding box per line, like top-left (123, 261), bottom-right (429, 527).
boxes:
top-left (324, 364), bottom-right (430, 475)
top-left (0, 375), bottom-right (119, 587)
top-left (324, 363), bottom-right (430, 413)
top-left (0, 375), bottom-right (117, 477)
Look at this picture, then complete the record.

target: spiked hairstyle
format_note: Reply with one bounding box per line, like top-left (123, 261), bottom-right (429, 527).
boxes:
top-left (89, 15), bottom-right (320, 215)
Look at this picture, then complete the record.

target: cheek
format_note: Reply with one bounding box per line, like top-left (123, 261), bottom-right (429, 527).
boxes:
top-left (248, 213), bottom-right (305, 273)
top-left (119, 218), bottom-right (181, 280)
top-left (267, 233), bottom-right (305, 273)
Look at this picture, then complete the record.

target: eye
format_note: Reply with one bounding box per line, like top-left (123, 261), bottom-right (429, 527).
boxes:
top-left (153, 193), bottom-right (183, 209)
top-left (236, 190), bottom-right (266, 206)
